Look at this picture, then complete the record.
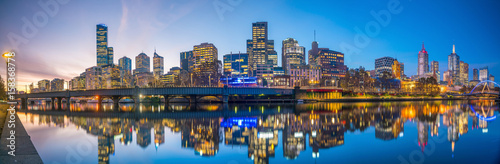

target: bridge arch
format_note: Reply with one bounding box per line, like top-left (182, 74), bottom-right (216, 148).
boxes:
top-left (469, 80), bottom-right (500, 94)
top-left (469, 105), bottom-right (496, 121)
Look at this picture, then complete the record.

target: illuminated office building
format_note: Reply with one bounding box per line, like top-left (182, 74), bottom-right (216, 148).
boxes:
top-left (102, 64), bottom-right (121, 89)
top-left (223, 53), bottom-right (249, 77)
top-left (430, 61), bottom-right (440, 82)
top-left (247, 22), bottom-right (276, 76)
top-left (85, 66), bottom-right (102, 89)
top-left (38, 79), bottom-right (50, 92)
top-left (375, 57), bottom-right (395, 77)
top-left (479, 66), bottom-right (489, 81)
top-left (473, 68), bottom-right (479, 80)
top-left (180, 51), bottom-right (193, 71)
top-left (392, 59), bottom-right (401, 79)
top-left (288, 65), bottom-right (321, 86)
top-left (193, 43), bottom-right (219, 86)
top-left (70, 75), bottom-right (85, 90)
top-left (448, 44), bottom-right (460, 85)
top-left (459, 61), bottom-right (469, 86)
top-left (316, 48), bottom-right (347, 79)
top-left (96, 24), bottom-right (113, 67)
top-left (282, 38), bottom-right (305, 74)
top-left (268, 50), bottom-right (278, 68)
top-left (119, 57), bottom-right (132, 87)
top-left (134, 52), bottom-right (150, 74)
top-left (153, 49), bottom-right (164, 78)
top-left (50, 78), bottom-right (64, 91)
top-left (418, 42), bottom-right (429, 77)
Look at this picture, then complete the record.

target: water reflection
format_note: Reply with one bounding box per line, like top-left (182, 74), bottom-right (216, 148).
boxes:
top-left (19, 100), bottom-right (500, 163)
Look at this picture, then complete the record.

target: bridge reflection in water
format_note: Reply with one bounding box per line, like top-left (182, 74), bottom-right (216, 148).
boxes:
top-left (18, 100), bottom-right (499, 164)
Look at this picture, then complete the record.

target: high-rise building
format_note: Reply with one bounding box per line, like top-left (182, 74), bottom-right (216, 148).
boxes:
top-left (448, 44), bottom-right (460, 85)
top-left (418, 42), bottom-right (429, 77)
top-left (118, 57), bottom-right (132, 88)
top-left (268, 51), bottom-right (278, 68)
top-left (308, 41), bottom-right (319, 66)
top-left (134, 52), bottom-right (150, 74)
top-left (119, 57), bottom-right (132, 73)
top-left (443, 70), bottom-right (452, 86)
top-left (223, 53), bottom-right (249, 77)
top-left (96, 24), bottom-right (113, 67)
top-left (86, 66), bottom-right (102, 90)
top-left (399, 63), bottom-right (405, 78)
top-left (282, 38), bottom-right (305, 74)
top-left (375, 57), bottom-right (395, 77)
top-left (107, 47), bottom-right (114, 65)
top-left (430, 61), bottom-right (440, 82)
top-left (153, 49), bottom-right (164, 78)
top-left (102, 64), bottom-right (121, 89)
top-left (247, 22), bottom-right (275, 76)
top-left (459, 61), bottom-right (469, 86)
top-left (37, 79), bottom-right (50, 92)
top-left (392, 59), bottom-right (401, 79)
top-left (193, 43), bottom-right (219, 86)
top-left (473, 68), bottom-right (479, 81)
top-left (479, 66), bottom-right (489, 81)
top-left (180, 51), bottom-right (193, 71)
top-left (489, 75), bottom-right (495, 88)
top-left (70, 75), bottom-right (86, 90)
top-left (317, 49), bottom-right (347, 79)
top-left (50, 78), bottom-right (64, 91)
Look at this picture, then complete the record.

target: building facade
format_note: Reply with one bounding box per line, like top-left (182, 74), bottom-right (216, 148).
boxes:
top-left (153, 50), bottom-right (164, 78)
top-left (37, 79), bottom-right (50, 92)
top-left (102, 64), bottom-right (121, 89)
top-left (193, 43), bottom-right (219, 86)
top-left (134, 52), bottom-right (150, 74)
top-left (223, 53), bottom-right (249, 77)
top-left (375, 57), bottom-right (395, 77)
top-left (430, 61), bottom-right (440, 82)
top-left (418, 43), bottom-right (429, 77)
top-left (96, 24), bottom-right (113, 67)
top-left (288, 65), bottom-right (322, 86)
top-left (282, 38), bottom-right (305, 74)
top-left (50, 78), bottom-right (64, 91)
top-left (85, 66), bottom-right (102, 90)
top-left (316, 48), bottom-right (347, 79)
top-left (392, 59), bottom-right (401, 79)
top-left (479, 66), bottom-right (489, 81)
top-left (473, 68), bottom-right (479, 81)
top-left (180, 51), bottom-right (193, 71)
top-left (448, 45), bottom-right (460, 85)
top-left (459, 61), bottom-right (469, 86)
top-left (247, 22), bottom-right (275, 76)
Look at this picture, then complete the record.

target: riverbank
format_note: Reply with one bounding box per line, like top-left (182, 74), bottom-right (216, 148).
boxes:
top-left (0, 108), bottom-right (43, 164)
top-left (302, 97), bottom-right (496, 103)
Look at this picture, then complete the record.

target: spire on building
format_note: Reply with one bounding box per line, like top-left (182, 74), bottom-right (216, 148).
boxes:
top-left (422, 42), bottom-right (425, 50)
top-left (453, 44), bottom-right (455, 53)
top-left (314, 30), bottom-right (316, 41)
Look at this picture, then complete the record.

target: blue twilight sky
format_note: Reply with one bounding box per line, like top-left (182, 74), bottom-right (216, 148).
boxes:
top-left (0, 0), bottom-right (499, 89)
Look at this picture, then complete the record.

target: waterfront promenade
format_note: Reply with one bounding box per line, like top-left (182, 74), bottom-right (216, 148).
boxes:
top-left (0, 112), bottom-right (43, 164)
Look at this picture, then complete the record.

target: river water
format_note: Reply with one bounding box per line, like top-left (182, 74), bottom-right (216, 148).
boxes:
top-left (17, 100), bottom-right (500, 164)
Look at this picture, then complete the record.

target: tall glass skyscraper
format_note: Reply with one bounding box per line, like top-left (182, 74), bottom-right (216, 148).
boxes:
top-left (459, 61), bottom-right (469, 85)
top-left (134, 52), bottom-right (150, 74)
top-left (247, 22), bottom-right (275, 76)
top-left (448, 44), bottom-right (460, 85)
top-left (153, 49), bottom-right (164, 78)
top-left (96, 24), bottom-right (108, 67)
top-left (119, 57), bottom-right (132, 74)
top-left (418, 42), bottom-right (429, 77)
top-left (180, 51), bottom-right (193, 71)
top-left (473, 68), bottom-right (479, 81)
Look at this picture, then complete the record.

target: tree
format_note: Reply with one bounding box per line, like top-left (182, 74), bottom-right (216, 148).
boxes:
top-left (0, 75), bottom-right (7, 100)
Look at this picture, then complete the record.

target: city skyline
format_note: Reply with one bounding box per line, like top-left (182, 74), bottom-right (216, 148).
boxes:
top-left (1, 0), bottom-right (499, 89)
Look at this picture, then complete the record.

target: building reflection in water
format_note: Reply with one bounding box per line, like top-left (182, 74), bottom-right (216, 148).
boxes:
top-left (20, 100), bottom-right (498, 163)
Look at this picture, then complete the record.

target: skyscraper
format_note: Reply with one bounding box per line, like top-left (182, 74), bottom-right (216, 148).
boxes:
top-left (375, 57), bottom-right (395, 77)
top-left (472, 68), bottom-right (479, 81)
top-left (85, 66), bottom-right (102, 89)
top-left (153, 49), bottom-right (164, 78)
top-left (193, 43), bottom-right (219, 86)
top-left (479, 66), bottom-right (489, 81)
top-left (247, 22), bottom-right (275, 76)
top-left (180, 51), bottom-right (193, 71)
top-left (308, 41), bottom-right (319, 66)
top-left (96, 24), bottom-right (108, 67)
top-left (223, 53), bottom-right (249, 77)
top-left (459, 61), bottom-right (469, 86)
top-left (107, 47), bottom-right (114, 65)
top-left (418, 42), bottom-right (429, 77)
top-left (282, 38), bottom-right (305, 74)
top-left (118, 57), bottom-right (132, 88)
top-left (430, 61), bottom-right (440, 82)
top-left (134, 52), bottom-right (150, 74)
top-left (317, 49), bottom-right (347, 79)
top-left (448, 44), bottom-right (460, 85)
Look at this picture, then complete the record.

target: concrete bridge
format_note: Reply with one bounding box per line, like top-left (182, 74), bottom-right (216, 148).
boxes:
top-left (15, 86), bottom-right (296, 110)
